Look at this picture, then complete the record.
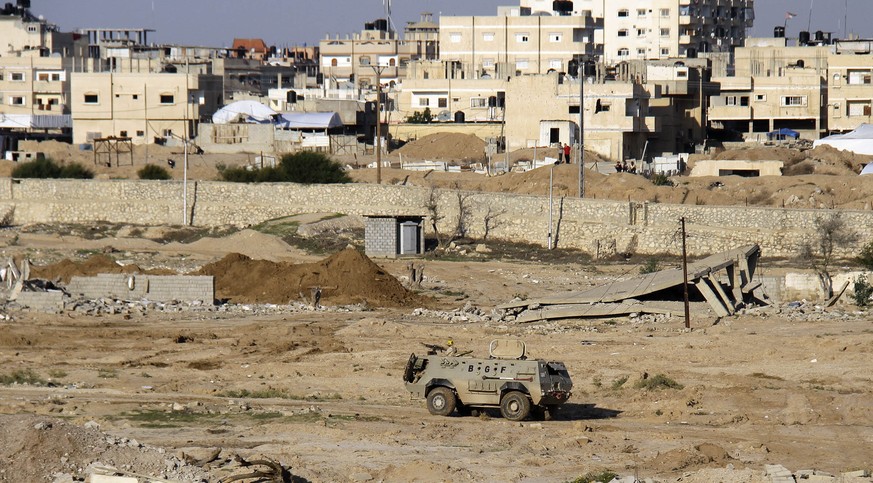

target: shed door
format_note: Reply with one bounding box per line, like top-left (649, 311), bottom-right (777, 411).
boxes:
top-left (400, 222), bottom-right (419, 254)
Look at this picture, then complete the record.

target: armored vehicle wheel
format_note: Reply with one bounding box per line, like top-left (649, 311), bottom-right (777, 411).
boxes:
top-left (426, 387), bottom-right (456, 416)
top-left (500, 391), bottom-right (531, 421)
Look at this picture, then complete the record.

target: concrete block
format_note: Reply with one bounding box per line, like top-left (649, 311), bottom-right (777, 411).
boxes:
top-left (88, 475), bottom-right (139, 483)
top-left (841, 470), bottom-right (871, 478)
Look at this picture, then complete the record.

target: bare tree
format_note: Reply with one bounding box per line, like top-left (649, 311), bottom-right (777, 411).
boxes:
top-left (799, 213), bottom-right (859, 299)
top-left (482, 205), bottom-right (507, 240)
top-left (425, 186), bottom-right (446, 247)
top-left (451, 182), bottom-right (473, 240)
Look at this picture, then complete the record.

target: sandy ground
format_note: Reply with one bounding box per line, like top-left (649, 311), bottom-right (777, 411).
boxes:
top-left (0, 224), bottom-right (871, 482)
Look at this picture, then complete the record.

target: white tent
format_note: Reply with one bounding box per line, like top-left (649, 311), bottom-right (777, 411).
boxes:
top-left (212, 100), bottom-right (277, 125)
top-left (813, 124), bottom-right (873, 155)
top-left (861, 163), bottom-right (873, 176)
top-left (276, 112), bottom-right (343, 130)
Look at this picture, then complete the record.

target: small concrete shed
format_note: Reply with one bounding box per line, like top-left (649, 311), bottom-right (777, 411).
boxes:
top-left (364, 214), bottom-right (426, 258)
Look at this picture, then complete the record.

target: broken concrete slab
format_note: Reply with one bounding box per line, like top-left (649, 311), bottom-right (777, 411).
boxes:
top-left (501, 245), bottom-right (769, 323)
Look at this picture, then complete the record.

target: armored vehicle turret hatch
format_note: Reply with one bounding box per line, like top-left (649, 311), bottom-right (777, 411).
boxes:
top-left (403, 339), bottom-right (573, 421)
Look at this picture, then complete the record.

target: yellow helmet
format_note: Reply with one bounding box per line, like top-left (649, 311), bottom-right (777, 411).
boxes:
top-left (446, 339), bottom-right (454, 346)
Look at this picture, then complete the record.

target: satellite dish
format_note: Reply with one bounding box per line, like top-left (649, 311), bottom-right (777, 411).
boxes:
top-left (437, 110), bottom-right (451, 122)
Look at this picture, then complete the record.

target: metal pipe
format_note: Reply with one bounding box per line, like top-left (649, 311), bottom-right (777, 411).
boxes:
top-left (548, 166), bottom-right (554, 249)
top-left (681, 217), bottom-right (690, 328)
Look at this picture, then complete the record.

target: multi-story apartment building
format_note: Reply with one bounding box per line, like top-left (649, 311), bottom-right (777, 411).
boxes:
top-left (707, 38), bottom-right (829, 140)
top-left (320, 15), bottom-right (439, 89)
top-left (70, 71), bottom-right (222, 145)
top-left (438, 0), bottom-right (753, 75)
top-left (826, 39), bottom-right (873, 133)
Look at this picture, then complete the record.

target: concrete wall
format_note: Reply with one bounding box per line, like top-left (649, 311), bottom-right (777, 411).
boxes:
top-left (66, 274), bottom-right (214, 303)
top-left (1, 177), bottom-right (873, 258)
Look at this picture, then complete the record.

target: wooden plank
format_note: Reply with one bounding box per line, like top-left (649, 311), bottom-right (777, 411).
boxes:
top-left (826, 280), bottom-right (850, 307)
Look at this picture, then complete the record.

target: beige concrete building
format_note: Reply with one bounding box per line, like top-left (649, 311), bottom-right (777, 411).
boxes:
top-left (503, 73), bottom-right (658, 160)
top-left (707, 38), bottom-right (828, 140)
top-left (826, 40), bottom-right (873, 133)
top-left (0, 4), bottom-right (86, 58)
top-left (70, 71), bottom-right (222, 145)
top-left (690, 159), bottom-right (783, 177)
top-left (320, 15), bottom-right (439, 89)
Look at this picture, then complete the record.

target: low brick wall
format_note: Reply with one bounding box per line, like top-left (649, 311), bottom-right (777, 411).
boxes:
top-left (66, 274), bottom-right (214, 303)
top-left (15, 291), bottom-right (65, 313)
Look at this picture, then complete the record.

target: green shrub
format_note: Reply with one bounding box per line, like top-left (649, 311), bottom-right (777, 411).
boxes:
top-left (12, 158), bottom-right (93, 179)
top-left (219, 152), bottom-right (351, 184)
top-left (407, 108), bottom-right (433, 124)
top-left (859, 241), bottom-right (873, 270)
top-left (634, 374), bottom-right (684, 390)
top-left (138, 164), bottom-right (172, 180)
top-left (651, 173), bottom-right (674, 187)
top-left (0, 369), bottom-right (46, 386)
top-left (853, 275), bottom-right (873, 307)
top-left (639, 258), bottom-right (660, 274)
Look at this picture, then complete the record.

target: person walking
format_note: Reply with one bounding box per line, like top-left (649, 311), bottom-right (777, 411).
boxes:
top-left (563, 143), bottom-right (572, 164)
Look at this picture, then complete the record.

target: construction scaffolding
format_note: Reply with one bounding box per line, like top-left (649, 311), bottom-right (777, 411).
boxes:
top-left (93, 136), bottom-right (134, 167)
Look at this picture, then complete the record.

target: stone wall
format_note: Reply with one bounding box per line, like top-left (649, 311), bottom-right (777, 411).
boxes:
top-left (1, 177), bottom-right (872, 258)
top-left (365, 217), bottom-right (398, 258)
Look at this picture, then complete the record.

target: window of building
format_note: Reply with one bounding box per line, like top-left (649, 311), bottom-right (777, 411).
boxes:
top-left (0, 73), bottom-right (3, 81)
top-left (660, 28), bottom-right (670, 37)
top-left (38, 73), bottom-right (49, 81)
top-left (637, 48), bottom-right (646, 56)
top-left (27, 25), bottom-right (37, 33)
top-left (740, 96), bottom-right (750, 106)
top-left (483, 32), bottom-right (495, 42)
top-left (450, 33), bottom-right (462, 43)
top-left (549, 59), bottom-right (562, 69)
top-left (516, 33), bottom-right (529, 43)
top-left (637, 28), bottom-right (646, 37)
top-left (136, 130), bottom-right (145, 137)
top-left (482, 58), bottom-right (495, 68)
top-left (618, 29), bottom-right (629, 37)
top-left (359, 56), bottom-right (371, 65)
top-left (617, 48), bottom-right (629, 57)
top-left (847, 70), bottom-right (872, 85)
top-left (677, 70), bottom-right (687, 78)
top-left (132, 94), bottom-right (139, 100)
top-left (782, 96), bottom-right (806, 106)
top-left (438, 98), bottom-right (448, 108)
top-left (550, 33), bottom-right (562, 43)
top-left (516, 59), bottom-right (529, 69)
top-left (660, 8), bottom-right (670, 17)
top-left (10, 72), bottom-right (24, 82)
top-left (163, 129), bottom-right (173, 137)
top-left (11, 96), bottom-right (24, 106)
top-left (848, 100), bottom-right (871, 116)
top-left (471, 97), bottom-right (487, 108)
top-left (618, 9), bottom-right (629, 17)
top-left (160, 94), bottom-right (175, 104)
top-left (84, 93), bottom-right (99, 104)
top-left (756, 94), bottom-right (766, 102)
top-left (595, 100), bottom-right (611, 112)
top-left (418, 97), bottom-right (430, 107)
top-left (660, 48), bottom-right (670, 56)
top-left (637, 9), bottom-right (647, 17)
top-left (331, 58), bottom-right (338, 67)
top-left (725, 96), bottom-right (738, 106)
top-left (120, 130), bottom-right (128, 137)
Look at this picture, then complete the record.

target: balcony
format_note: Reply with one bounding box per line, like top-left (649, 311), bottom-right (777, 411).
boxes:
top-left (679, 15), bottom-right (692, 26)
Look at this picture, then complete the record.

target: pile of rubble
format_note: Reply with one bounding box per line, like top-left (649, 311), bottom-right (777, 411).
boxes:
top-left (410, 302), bottom-right (497, 323)
top-left (738, 302), bottom-right (869, 322)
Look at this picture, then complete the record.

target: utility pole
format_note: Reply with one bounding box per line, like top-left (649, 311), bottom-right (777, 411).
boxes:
top-left (680, 217), bottom-right (691, 329)
top-left (370, 65), bottom-right (386, 184)
top-left (578, 61), bottom-right (585, 198)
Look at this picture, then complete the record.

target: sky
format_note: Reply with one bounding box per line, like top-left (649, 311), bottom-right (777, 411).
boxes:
top-left (30, 0), bottom-right (873, 48)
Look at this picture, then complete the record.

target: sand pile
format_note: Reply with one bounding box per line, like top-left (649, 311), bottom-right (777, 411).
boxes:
top-left (30, 254), bottom-right (170, 283)
top-left (165, 229), bottom-right (298, 261)
top-left (395, 133), bottom-right (486, 162)
top-left (195, 248), bottom-right (416, 306)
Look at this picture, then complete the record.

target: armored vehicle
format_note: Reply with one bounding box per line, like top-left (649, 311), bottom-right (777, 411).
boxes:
top-left (403, 339), bottom-right (572, 421)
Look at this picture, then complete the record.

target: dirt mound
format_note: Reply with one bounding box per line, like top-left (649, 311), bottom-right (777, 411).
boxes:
top-left (166, 228), bottom-right (298, 261)
top-left (30, 254), bottom-right (165, 283)
top-left (195, 248), bottom-right (416, 306)
top-left (396, 133), bottom-right (486, 162)
top-left (0, 415), bottom-right (209, 482)
top-left (649, 443), bottom-right (734, 472)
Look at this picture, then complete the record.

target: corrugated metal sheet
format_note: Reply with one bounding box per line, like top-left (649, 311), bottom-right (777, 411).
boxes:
top-left (0, 114), bottom-right (71, 129)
